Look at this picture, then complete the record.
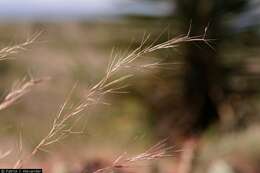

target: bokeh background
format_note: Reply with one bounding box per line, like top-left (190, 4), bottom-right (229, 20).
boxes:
top-left (0, 0), bottom-right (260, 173)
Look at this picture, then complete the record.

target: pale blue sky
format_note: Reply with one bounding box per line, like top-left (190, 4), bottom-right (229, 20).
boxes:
top-left (0, 0), bottom-right (173, 21)
top-left (0, 0), bottom-right (258, 30)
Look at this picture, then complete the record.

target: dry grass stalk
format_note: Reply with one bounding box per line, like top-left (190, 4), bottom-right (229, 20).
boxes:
top-left (13, 33), bottom-right (208, 168)
top-left (0, 32), bottom-right (41, 61)
top-left (0, 150), bottom-right (12, 160)
top-left (0, 32), bottom-right (42, 111)
top-left (93, 139), bottom-right (173, 173)
top-left (0, 76), bottom-right (48, 111)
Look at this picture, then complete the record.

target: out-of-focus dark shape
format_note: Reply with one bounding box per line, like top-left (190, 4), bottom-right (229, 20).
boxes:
top-left (175, 0), bottom-right (249, 137)
top-left (129, 0), bottom-right (260, 142)
top-left (150, 2), bottom-right (260, 172)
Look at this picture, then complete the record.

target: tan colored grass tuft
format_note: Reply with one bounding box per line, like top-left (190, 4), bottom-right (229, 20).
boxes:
top-left (0, 32), bottom-right (41, 61)
top-left (94, 139), bottom-right (174, 173)
top-left (0, 32), bottom-right (43, 111)
top-left (13, 32), bottom-right (209, 168)
top-left (0, 76), bottom-right (49, 111)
